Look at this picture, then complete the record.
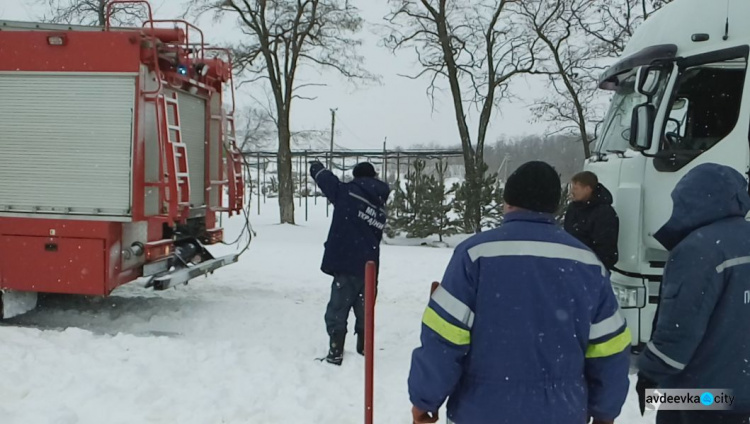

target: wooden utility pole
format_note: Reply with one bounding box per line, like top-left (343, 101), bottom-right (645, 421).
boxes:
top-left (326, 108), bottom-right (337, 218)
top-left (329, 108), bottom-right (337, 169)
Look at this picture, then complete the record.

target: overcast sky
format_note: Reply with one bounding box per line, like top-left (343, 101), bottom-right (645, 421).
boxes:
top-left (0, 0), bottom-right (548, 150)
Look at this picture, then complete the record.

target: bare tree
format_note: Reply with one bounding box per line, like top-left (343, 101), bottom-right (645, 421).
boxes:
top-left (36, 0), bottom-right (151, 26)
top-left (238, 89), bottom-right (334, 157)
top-left (239, 107), bottom-right (277, 151)
top-left (572, 0), bottom-right (674, 59)
top-left (192, 0), bottom-right (372, 225)
top-left (645, 0), bottom-right (673, 20)
top-left (521, 0), bottom-right (674, 159)
top-left (518, 0), bottom-right (608, 159)
top-left (239, 106), bottom-right (329, 152)
top-left (386, 0), bottom-right (539, 232)
top-left (571, 0), bottom-right (640, 59)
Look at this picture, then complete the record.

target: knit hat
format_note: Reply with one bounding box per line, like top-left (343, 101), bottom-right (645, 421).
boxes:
top-left (503, 161), bottom-right (561, 214)
top-left (353, 162), bottom-right (377, 178)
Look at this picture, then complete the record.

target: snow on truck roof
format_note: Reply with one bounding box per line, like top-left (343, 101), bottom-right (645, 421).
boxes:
top-left (602, 0), bottom-right (750, 85)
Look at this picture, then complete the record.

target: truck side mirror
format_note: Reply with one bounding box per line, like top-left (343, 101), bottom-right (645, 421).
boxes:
top-left (636, 66), bottom-right (661, 97)
top-left (630, 103), bottom-right (656, 151)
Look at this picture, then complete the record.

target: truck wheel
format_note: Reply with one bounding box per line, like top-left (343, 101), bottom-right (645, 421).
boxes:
top-left (1, 290), bottom-right (39, 319)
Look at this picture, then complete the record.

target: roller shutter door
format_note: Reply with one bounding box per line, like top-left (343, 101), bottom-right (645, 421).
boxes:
top-left (0, 73), bottom-right (135, 216)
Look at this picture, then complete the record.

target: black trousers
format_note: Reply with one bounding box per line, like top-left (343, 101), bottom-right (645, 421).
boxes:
top-left (657, 410), bottom-right (749, 424)
top-left (324, 273), bottom-right (366, 336)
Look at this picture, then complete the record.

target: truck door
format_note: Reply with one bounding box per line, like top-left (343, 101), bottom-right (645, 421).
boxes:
top-left (642, 48), bottom-right (750, 264)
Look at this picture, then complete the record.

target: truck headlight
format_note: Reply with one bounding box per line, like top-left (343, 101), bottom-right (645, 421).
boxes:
top-left (613, 285), bottom-right (641, 308)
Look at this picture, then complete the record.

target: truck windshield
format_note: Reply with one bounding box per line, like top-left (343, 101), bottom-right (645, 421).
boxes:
top-left (595, 70), bottom-right (670, 155)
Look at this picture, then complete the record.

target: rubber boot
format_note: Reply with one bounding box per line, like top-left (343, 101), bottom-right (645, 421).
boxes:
top-left (326, 332), bottom-right (345, 365)
top-left (356, 332), bottom-right (364, 356)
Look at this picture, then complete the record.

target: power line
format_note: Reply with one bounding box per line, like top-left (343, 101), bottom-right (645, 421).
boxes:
top-left (337, 117), bottom-right (370, 149)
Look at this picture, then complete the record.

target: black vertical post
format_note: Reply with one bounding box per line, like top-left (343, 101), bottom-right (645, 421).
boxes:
top-left (257, 152), bottom-right (261, 215)
top-left (396, 152), bottom-right (401, 181)
top-left (298, 153), bottom-right (302, 208)
top-left (305, 150), bottom-right (309, 222)
top-left (314, 155), bottom-right (318, 206)
top-left (326, 152), bottom-right (330, 218)
top-left (406, 157), bottom-right (411, 212)
top-left (262, 158), bottom-right (267, 205)
top-left (383, 140), bottom-right (388, 182)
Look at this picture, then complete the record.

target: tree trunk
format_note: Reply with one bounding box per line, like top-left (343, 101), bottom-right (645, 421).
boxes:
top-left (557, 75), bottom-right (591, 159)
top-left (277, 114), bottom-right (295, 224)
top-left (434, 4), bottom-right (480, 233)
top-left (469, 167), bottom-right (485, 233)
top-left (97, 0), bottom-right (106, 26)
top-left (543, 31), bottom-right (592, 159)
top-left (577, 115), bottom-right (591, 159)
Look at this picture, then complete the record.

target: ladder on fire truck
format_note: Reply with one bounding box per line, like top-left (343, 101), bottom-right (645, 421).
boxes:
top-left (146, 92), bottom-right (191, 223)
top-left (225, 115), bottom-right (244, 215)
top-left (163, 93), bottom-right (191, 218)
top-left (210, 112), bottom-right (244, 216)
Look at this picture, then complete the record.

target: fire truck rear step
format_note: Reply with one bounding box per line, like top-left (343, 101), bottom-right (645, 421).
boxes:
top-left (143, 237), bottom-right (238, 291)
top-left (147, 254), bottom-right (239, 291)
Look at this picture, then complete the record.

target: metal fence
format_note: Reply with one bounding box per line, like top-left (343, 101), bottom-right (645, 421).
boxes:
top-left (243, 149), bottom-right (465, 221)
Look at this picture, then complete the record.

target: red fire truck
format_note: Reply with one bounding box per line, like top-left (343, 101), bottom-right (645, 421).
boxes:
top-left (0, 1), bottom-right (246, 317)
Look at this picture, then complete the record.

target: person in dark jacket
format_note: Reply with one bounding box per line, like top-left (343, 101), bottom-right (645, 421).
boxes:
top-left (408, 161), bottom-right (630, 424)
top-left (636, 163), bottom-right (750, 424)
top-left (310, 160), bottom-right (390, 366)
top-left (564, 171), bottom-right (620, 270)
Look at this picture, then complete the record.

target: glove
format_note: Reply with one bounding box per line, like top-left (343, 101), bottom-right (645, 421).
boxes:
top-left (309, 160), bottom-right (324, 177)
top-left (430, 281), bottom-right (440, 296)
top-left (412, 406), bottom-right (439, 424)
top-left (636, 372), bottom-right (656, 416)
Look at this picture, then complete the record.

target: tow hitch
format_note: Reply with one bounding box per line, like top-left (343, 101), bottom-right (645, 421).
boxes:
top-left (145, 238), bottom-right (239, 291)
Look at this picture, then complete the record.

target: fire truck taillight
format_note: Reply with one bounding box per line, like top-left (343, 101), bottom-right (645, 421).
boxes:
top-left (47, 35), bottom-right (67, 46)
top-left (206, 230), bottom-right (223, 244)
top-left (145, 243), bottom-right (173, 262)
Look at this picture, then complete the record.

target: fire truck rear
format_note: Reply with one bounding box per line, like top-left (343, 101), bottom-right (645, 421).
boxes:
top-left (0, 1), bottom-right (246, 317)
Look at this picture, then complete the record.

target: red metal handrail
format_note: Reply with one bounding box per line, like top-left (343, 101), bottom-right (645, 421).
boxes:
top-left (105, 0), bottom-right (162, 96)
top-left (143, 19), bottom-right (205, 61)
top-left (204, 47), bottom-right (237, 116)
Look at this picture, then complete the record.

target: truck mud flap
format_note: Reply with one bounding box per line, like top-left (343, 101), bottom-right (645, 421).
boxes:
top-left (147, 254), bottom-right (239, 291)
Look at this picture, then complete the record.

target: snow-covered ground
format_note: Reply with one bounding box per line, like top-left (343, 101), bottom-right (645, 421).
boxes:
top-left (0, 200), bottom-right (654, 423)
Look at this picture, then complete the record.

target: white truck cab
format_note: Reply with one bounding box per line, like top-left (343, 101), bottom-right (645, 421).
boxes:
top-left (587, 0), bottom-right (750, 346)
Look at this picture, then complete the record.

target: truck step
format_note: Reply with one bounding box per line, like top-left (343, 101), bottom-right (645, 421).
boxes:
top-left (149, 254), bottom-right (239, 290)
